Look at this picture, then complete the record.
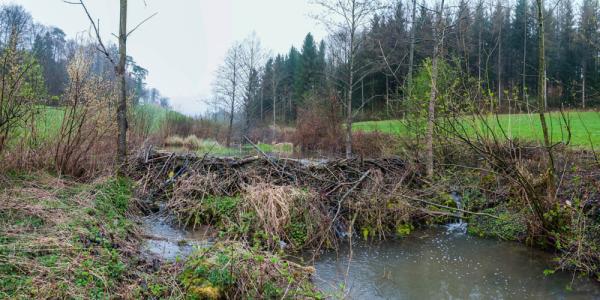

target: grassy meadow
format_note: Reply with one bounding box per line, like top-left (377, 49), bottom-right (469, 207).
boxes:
top-left (354, 111), bottom-right (600, 149)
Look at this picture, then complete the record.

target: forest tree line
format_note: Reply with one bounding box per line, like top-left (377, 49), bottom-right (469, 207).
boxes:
top-left (0, 4), bottom-right (169, 109)
top-left (212, 0), bottom-right (600, 134)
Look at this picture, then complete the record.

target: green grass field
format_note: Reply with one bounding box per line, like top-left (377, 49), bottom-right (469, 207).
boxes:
top-left (354, 111), bottom-right (600, 149)
top-left (21, 104), bottom-right (171, 141)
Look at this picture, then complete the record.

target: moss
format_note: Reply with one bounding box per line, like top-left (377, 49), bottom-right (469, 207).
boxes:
top-left (288, 220), bottom-right (308, 247)
top-left (361, 226), bottom-right (372, 240)
top-left (395, 223), bottom-right (414, 237)
top-left (180, 242), bottom-right (322, 299)
top-left (467, 206), bottom-right (527, 241)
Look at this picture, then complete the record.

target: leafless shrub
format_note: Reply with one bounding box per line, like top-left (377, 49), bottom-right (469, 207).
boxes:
top-left (294, 94), bottom-right (343, 155)
top-left (0, 28), bottom-right (43, 154)
top-left (53, 48), bottom-right (117, 177)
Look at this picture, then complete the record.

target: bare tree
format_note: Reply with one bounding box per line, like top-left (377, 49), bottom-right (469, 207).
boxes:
top-left (66, 0), bottom-right (156, 173)
top-left (426, 0), bottom-right (446, 178)
top-left (210, 43), bottom-right (243, 147)
top-left (240, 33), bottom-right (265, 141)
top-left (535, 0), bottom-right (556, 201)
top-left (313, 0), bottom-right (383, 158)
top-left (407, 0), bottom-right (417, 91)
top-left (116, 0), bottom-right (128, 171)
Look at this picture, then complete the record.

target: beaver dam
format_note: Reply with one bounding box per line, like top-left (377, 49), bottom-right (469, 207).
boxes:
top-left (126, 147), bottom-right (600, 299)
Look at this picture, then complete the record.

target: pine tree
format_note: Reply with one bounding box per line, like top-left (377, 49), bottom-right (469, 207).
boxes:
top-left (294, 33), bottom-right (320, 102)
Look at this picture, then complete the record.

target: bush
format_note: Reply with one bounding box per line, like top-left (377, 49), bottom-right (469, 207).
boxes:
top-left (294, 94), bottom-right (343, 155)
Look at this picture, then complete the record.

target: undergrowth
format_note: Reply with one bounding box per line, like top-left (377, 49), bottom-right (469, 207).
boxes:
top-left (0, 173), bottom-right (138, 299)
top-left (180, 242), bottom-right (322, 299)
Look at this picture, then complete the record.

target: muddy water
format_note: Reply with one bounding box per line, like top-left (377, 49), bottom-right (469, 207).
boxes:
top-left (314, 227), bottom-right (600, 299)
top-left (141, 215), bottom-right (214, 260)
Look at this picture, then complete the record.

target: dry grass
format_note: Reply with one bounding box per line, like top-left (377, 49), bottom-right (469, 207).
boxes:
top-left (0, 173), bottom-right (143, 299)
top-left (241, 184), bottom-right (335, 250)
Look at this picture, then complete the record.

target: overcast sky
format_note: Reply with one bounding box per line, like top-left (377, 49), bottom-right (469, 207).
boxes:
top-left (7, 0), bottom-right (326, 116)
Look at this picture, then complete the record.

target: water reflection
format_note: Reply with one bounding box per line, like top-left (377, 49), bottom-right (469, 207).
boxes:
top-left (141, 215), bottom-right (214, 260)
top-left (314, 228), bottom-right (600, 299)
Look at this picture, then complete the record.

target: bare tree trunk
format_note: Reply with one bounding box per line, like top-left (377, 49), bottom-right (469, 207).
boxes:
top-left (361, 79), bottom-right (365, 114)
top-left (426, 52), bottom-right (439, 179)
top-left (385, 75), bottom-right (389, 116)
top-left (407, 0), bottom-right (417, 90)
top-left (346, 53), bottom-right (354, 159)
top-left (226, 55), bottom-right (238, 147)
top-left (522, 0), bottom-right (528, 112)
top-left (478, 14), bottom-right (482, 102)
top-left (226, 102), bottom-right (234, 147)
top-left (345, 2), bottom-right (356, 159)
top-left (426, 0), bottom-right (445, 179)
top-left (272, 75), bottom-right (277, 142)
top-left (582, 63), bottom-right (586, 109)
top-left (536, 0), bottom-right (556, 201)
top-left (497, 13), bottom-right (502, 110)
top-left (116, 0), bottom-right (128, 173)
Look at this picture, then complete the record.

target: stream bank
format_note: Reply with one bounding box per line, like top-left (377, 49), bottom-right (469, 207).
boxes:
top-left (130, 148), bottom-right (600, 298)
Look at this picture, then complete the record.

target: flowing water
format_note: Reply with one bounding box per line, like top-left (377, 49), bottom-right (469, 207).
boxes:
top-left (313, 227), bottom-right (600, 299)
top-left (140, 193), bottom-right (600, 299)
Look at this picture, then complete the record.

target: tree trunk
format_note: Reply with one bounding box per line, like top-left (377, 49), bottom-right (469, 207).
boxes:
top-left (272, 78), bottom-right (277, 142)
top-left (497, 14), bottom-right (502, 110)
top-left (536, 0), bottom-right (556, 201)
top-left (345, 3), bottom-right (356, 159)
top-left (426, 52), bottom-right (439, 179)
top-left (226, 55), bottom-right (238, 148)
top-left (116, 0), bottom-right (128, 173)
top-left (522, 0), bottom-right (528, 112)
top-left (478, 15), bottom-right (482, 102)
top-left (582, 63), bottom-right (586, 109)
top-left (346, 67), bottom-right (353, 158)
top-left (407, 0), bottom-right (417, 91)
top-left (426, 0), bottom-right (445, 179)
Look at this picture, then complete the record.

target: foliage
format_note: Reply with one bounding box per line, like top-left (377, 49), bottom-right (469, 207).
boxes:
top-left (180, 242), bottom-right (322, 299)
top-left (467, 206), bottom-right (528, 241)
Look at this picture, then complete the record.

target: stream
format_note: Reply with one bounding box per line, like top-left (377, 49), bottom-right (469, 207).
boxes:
top-left (313, 226), bottom-right (600, 299)
top-left (140, 214), bottom-right (600, 299)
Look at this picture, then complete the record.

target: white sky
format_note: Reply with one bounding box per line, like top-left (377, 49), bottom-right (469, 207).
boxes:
top-left (5, 0), bottom-right (326, 116)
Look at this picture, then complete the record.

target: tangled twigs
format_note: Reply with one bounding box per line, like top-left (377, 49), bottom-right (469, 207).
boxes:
top-left (130, 148), bottom-right (417, 205)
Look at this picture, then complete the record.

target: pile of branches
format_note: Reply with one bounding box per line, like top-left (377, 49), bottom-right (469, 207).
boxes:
top-left (130, 147), bottom-right (422, 206)
top-left (129, 148), bottom-right (438, 246)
